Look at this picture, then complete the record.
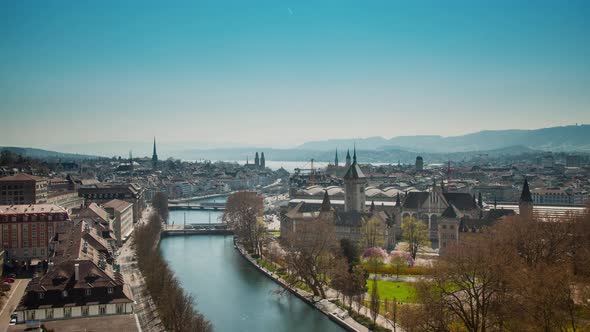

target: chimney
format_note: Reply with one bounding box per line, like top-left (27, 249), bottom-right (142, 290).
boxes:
top-left (74, 263), bottom-right (80, 281)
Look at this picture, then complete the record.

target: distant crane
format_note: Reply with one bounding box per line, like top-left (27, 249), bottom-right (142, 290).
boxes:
top-left (294, 158), bottom-right (316, 186)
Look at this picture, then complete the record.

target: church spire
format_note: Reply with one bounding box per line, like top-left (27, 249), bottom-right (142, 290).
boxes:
top-left (520, 178), bottom-right (533, 202)
top-left (321, 190), bottom-right (332, 212)
top-left (334, 149), bottom-right (339, 167)
top-left (151, 137), bottom-right (158, 169)
top-left (353, 143), bottom-right (357, 163)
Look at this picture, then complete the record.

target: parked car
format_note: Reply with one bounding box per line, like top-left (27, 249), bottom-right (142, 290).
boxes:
top-left (8, 273), bottom-right (16, 278)
top-left (9, 314), bottom-right (17, 325)
top-left (3, 278), bottom-right (15, 283)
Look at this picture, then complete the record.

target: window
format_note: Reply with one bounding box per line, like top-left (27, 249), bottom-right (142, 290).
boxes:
top-left (82, 306), bottom-right (89, 316)
top-left (38, 292), bottom-right (44, 299)
top-left (64, 307), bottom-right (72, 318)
top-left (46, 309), bottom-right (54, 319)
top-left (40, 248), bottom-right (45, 256)
top-left (107, 287), bottom-right (114, 294)
top-left (116, 304), bottom-right (124, 314)
top-left (62, 290), bottom-right (68, 298)
top-left (99, 305), bottom-right (107, 315)
top-left (85, 289), bottom-right (91, 296)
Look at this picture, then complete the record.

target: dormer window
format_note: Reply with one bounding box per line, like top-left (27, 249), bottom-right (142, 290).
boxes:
top-left (39, 292), bottom-right (45, 299)
top-left (85, 289), bottom-right (91, 296)
top-left (107, 287), bottom-right (114, 294)
top-left (62, 290), bottom-right (68, 298)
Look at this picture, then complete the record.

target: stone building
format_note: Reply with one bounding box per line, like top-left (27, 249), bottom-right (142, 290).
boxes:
top-left (282, 150), bottom-right (395, 249)
top-left (0, 173), bottom-right (48, 205)
top-left (0, 204), bottom-right (70, 262)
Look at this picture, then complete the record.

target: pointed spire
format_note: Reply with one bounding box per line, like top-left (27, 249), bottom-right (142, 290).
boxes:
top-left (370, 200), bottom-right (376, 212)
top-left (334, 148), bottom-right (339, 167)
top-left (320, 190), bottom-right (332, 212)
top-left (478, 192), bottom-right (483, 208)
top-left (520, 178), bottom-right (533, 202)
top-left (396, 193), bottom-right (401, 207)
top-left (151, 136), bottom-right (158, 168)
top-left (353, 143), bottom-right (357, 163)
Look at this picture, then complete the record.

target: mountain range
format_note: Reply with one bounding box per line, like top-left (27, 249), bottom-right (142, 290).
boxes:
top-left (298, 125), bottom-right (590, 153)
top-left (2, 125), bottom-right (589, 164)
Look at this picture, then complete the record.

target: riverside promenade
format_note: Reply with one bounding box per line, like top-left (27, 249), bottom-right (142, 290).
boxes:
top-left (234, 238), bottom-right (405, 332)
top-left (233, 238), bottom-right (406, 332)
top-left (119, 206), bottom-right (165, 332)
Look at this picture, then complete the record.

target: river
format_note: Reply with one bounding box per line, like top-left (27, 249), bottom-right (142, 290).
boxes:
top-left (160, 232), bottom-right (345, 332)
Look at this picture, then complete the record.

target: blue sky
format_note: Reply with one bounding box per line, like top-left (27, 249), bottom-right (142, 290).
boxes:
top-left (1, 0), bottom-right (589, 149)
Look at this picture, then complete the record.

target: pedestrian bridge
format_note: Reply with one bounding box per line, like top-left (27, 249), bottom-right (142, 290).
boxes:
top-left (162, 223), bottom-right (233, 236)
top-left (168, 202), bottom-right (226, 211)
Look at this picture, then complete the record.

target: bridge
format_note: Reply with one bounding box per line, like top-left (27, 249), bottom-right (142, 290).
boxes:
top-left (162, 223), bottom-right (233, 236)
top-left (168, 202), bottom-right (226, 211)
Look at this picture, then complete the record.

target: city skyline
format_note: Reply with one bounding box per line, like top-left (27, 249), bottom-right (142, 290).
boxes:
top-left (2, 0), bottom-right (590, 148)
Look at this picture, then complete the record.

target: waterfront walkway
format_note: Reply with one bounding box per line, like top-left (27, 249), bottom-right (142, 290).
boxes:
top-left (119, 206), bottom-right (165, 332)
top-left (235, 241), bottom-right (405, 332)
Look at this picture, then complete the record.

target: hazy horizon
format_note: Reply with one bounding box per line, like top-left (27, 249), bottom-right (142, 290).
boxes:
top-left (2, 0), bottom-right (590, 148)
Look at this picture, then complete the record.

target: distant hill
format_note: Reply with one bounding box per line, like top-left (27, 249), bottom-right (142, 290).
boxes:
top-left (0, 147), bottom-right (99, 161)
top-left (297, 125), bottom-right (590, 153)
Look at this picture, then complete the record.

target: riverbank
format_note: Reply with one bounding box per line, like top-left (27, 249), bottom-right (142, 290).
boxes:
top-left (232, 237), bottom-right (368, 332)
top-left (119, 206), bottom-right (165, 332)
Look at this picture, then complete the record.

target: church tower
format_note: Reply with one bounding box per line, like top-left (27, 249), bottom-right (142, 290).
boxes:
top-left (345, 149), bottom-right (352, 169)
top-left (260, 152), bottom-right (266, 169)
top-left (343, 148), bottom-right (366, 212)
top-left (334, 149), bottom-right (339, 167)
top-left (519, 178), bottom-right (534, 219)
top-left (319, 190), bottom-right (334, 219)
top-left (151, 137), bottom-right (158, 170)
top-left (254, 152), bottom-right (260, 167)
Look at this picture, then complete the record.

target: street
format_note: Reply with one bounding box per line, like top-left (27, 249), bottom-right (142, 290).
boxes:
top-left (0, 279), bottom-right (29, 332)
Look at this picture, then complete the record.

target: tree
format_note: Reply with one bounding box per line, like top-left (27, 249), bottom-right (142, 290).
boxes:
top-left (223, 191), bottom-right (265, 256)
top-left (151, 191), bottom-right (169, 223)
top-left (369, 277), bottom-right (381, 325)
top-left (339, 238), bottom-right (360, 271)
top-left (384, 298), bottom-right (398, 332)
top-left (390, 252), bottom-right (413, 279)
top-left (362, 247), bottom-right (387, 273)
top-left (401, 216), bottom-right (430, 260)
top-left (361, 216), bottom-right (386, 249)
top-left (283, 216), bottom-right (337, 298)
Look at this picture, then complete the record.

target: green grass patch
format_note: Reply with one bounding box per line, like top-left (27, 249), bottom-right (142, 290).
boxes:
top-left (269, 230), bottom-right (280, 237)
top-left (366, 280), bottom-right (417, 303)
top-left (332, 300), bottom-right (391, 332)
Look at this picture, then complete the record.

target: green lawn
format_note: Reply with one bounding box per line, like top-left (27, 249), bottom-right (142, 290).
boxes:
top-left (366, 280), bottom-right (417, 303)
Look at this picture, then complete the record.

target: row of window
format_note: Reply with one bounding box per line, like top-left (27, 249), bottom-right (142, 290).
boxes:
top-left (26, 304), bottom-right (125, 320)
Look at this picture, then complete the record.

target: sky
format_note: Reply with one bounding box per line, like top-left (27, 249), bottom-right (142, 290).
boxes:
top-left (1, 0), bottom-right (589, 150)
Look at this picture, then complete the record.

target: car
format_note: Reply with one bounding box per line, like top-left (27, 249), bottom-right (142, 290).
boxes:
top-left (8, 273), bottom-right (16, 278)
top-left (3, 278), bottom-right (15, 283)
top-left (9, 314), bottom-right (17, 325)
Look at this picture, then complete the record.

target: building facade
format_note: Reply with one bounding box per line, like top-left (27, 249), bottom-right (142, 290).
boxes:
top-left (0, 204), bottom-right (70, 262)
top-left (102, 199), bottom-right (134, 246)
top-left (0, 173), bottom-right (48, 205)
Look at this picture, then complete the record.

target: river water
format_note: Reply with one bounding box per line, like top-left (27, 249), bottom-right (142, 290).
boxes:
top-left (161, 206), bottom-right (344, 332)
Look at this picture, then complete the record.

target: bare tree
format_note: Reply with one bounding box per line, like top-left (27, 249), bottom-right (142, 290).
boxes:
top-left (283, 216), bottom-right (337, 298)
top-left (401, 216), bottom-right (430, 260)
top-left (369, 277), bottom-right (381, 325)
top-left (361, 216), bottom-right (386, 249)
top-left (151, 191), bottom-right (169, 222)
top-left (223, 191), bottom-right (266, 256)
